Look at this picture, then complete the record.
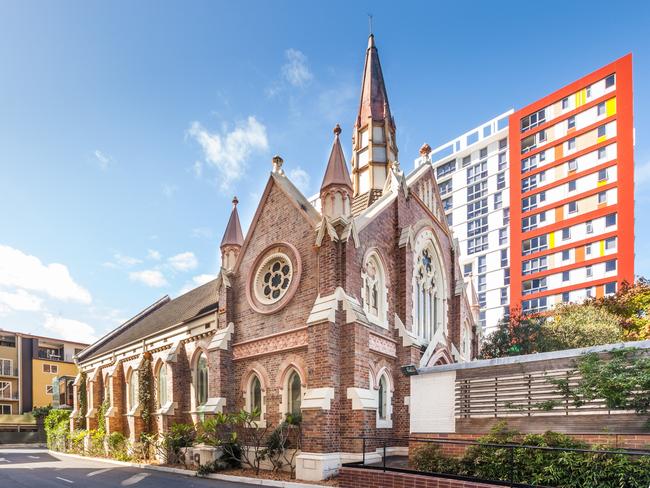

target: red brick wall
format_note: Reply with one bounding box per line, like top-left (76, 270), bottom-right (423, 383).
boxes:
top-left (339, 467), bottom-right (502, 488)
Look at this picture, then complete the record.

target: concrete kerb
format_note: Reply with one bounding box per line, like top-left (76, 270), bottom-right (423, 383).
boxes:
top-left (48, 450), bottom-right (325, 488)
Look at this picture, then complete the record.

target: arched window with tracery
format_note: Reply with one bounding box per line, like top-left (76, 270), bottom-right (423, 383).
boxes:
top-left (196, 352), bottom-right (208, 407)
top-left (127, 369), bottom-right (138, 412)
top-left (157, 363), bottom-right (168, 408)
top-left (249, 374), bottom-right (262, 420)
top-left (287, 370), bottom-right (301, 416)
top-left (361, 251), bottom-right (388, 327)
top-left (412, 229), bottom-right (447, 342)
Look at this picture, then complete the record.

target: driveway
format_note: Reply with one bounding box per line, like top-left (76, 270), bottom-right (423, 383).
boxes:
top-left (0, 448), bottom-right (254, 487)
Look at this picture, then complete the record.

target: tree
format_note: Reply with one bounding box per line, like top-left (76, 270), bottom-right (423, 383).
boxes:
top-left (589, 279), bottom-right (650, 341)
top-left (542, 303), bottom-right (623, 350)
top-left (480, 310), bottom-right (548, 359)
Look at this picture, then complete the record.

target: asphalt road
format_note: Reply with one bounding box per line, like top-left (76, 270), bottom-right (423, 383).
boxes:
top-left (0, 448), bottom-right (254, 488)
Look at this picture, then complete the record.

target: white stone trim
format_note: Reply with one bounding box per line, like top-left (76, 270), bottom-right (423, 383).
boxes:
top-left (164, 341), bottom-right (181, 363)
top-left (395, 313), bottom-right (422, 347)
top-left (155, 401), bottom-right (176, 416)
top-left (194, 397), bottom-right (226, 414)
top-left (306, 287), bottom-right (370, 326)
top-left (301, 387), bottom-right (335, 411)
top-left (208, 322), bottom-right (234, 351)
top-left (346, 387), bottom-right (377, 411)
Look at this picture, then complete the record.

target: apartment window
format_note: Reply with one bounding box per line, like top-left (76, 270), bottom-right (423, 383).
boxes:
top-left (503, 207), bottom-right (510, 225)
top-left (604, 74), bottom-right (615, 88)
top-left (504, 267), bottom-right (510, 285)
top-left (467, 217), bottom-right (488, 237)
top-left (46, 385), bottom-right (54, 395)
top-left (598, 147), bottom-right (607, 159)
top-left (586, 85), bottom-right (592, 98)
top-left (494, 192), bottom-right (503, 209)
top-left (567, 116), bottom-right (576, 129)
top-left (521, 135), bottom-right (536, 154)
top-left (462, 155), bottom-right (471, 167)
top-left (520, 109), bottom-right (546, 132)
top-left (562, 250), bottom-right (570, 261)
top-left (0, 405), bottom-right (10, 414)
top-left (586, 220), bottom-right (593, 234)
top-left (446, 213), bottom-right (453, 226)
top-left (522, 256), bottom-right (547, 275)
top-left (598, 192), bottom-right (607, 204)
top-left (467, 161), bottom-right (488, 184)
top-left (522, 235), bottom-right (548, 255)
top-left (562, 292), bottom-right (570, 303)
top-left (43, 364), bottom-right (58, 374)
top-left (605, 237), bottom-right (617, 250)
top-left (464, 263), bottom-right (473, 277)
top-left (497, 153), bottom-right (507, 172)
top-left (501, 249), bottom-right (509, 267)
top-left (586, 265), bottom-right (593, 278)
top-left (538, 129), bottom-right (547, 142)
top-left (497, 171), bottom-right (506, 190)
top-left (499, 138), bottom-right (508, 150)
top-left (477, 274), bottom-right (486, 292)
top-left (522, 172), bottom-right (545, 193)
top-left (605, 282), bottom-right (617, 295)
top-left (478, 292), bottom-right (487, 307)
top-left (567, 138), bottom-right (576, 151)
top-left (467, 181), bottom-right (487, 201)
top-left (598, 125), bottom-right (607, 138)
top-left (568, 180), bottom-right (576, 192)
top-left (478, 255), bottom-right (487, 274)
top-left (479, 147), bottom-right (488, 159)
top-left (0, 381), bottom-right (11, 399)
top-left (598, 169), bottom-right (608, 182)
top-left (467, 199), bottom-right (488, 219)
top-left (562, 98), bottom-right (569, 109)
top-left (568, 159), bottom-right (577, 171)
top-left (522, 297), bottom-right (548, 314)
top-left (522, 192), bottom-right (545, 212)
top-left (562, 271), bottom-right (570, 282)
top-left (586, 287), bottom-right (594, 298)
top-left (562, 228), bottom-right (571, 240)
top-left (500, 287), bottom-right (508, 305)
top-left (439, 179), bottom-right (452, 196)
top-left (468, 235), bottom-right (488, 254)
top-left (443, 197), bottom-right (453, 211)
top-left (437, 160), bottom-right (456, 178)
top-left (479, 310), bottom-right (486, 328)
top-left (586, 243), bottom-right (593, 255)
top-left (597, 102), bottom-right (606, 116)
top-left (499, 228), bottom-right (508, 245)
top-left (522, 215), bottom-right (540, 232)
top-left (568, 201), bottom-right (578, 214)
top-left (605, 259), bottom-right (617, 272)
top-left (522, 277), bottom-right (547, 295)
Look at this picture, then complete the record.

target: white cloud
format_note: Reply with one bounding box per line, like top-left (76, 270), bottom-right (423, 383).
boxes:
top-left (167, 252), bottom-right (198, 272)
top-left (0, 289), bottom-right (43, 313)
top-left (94, 150), bottom-right (112, 170)
top-left (178, 273), bottom-right (217, 295)
top-left (289, 167), bottom-right (310, 194)
top-left (44, 314), bottom-right (97, 344)
top-left (103, 252), bottom-right (142, 269)
top-left (162, 183), bottom-right (177, 198)
top-left (188, 116), bottom-right (268, 190)
top-left (282, 49), bottom-right (313, 87)
top-left (191, 227), bottom-right (213, 239)
top-left (0, 245), bottom-right (91, 303)
top-left (129, 269), bottom-right (168, 288)
top-left (147, 249), bottom-right (162, 261)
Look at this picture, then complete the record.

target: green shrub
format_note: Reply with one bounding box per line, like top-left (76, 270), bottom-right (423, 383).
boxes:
top-left (43, 409), bottom-right (71, 451)
top-left (411, 443), bottom-right (462, 474)
top-left (107, 432), bottom-right (130, 461)
top-left (68, 429), bottom-right (87, 454)
top-left (161, 423), bottom-right (196, 465)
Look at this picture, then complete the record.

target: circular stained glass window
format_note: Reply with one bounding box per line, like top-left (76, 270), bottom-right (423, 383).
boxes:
top-left (254, 253), bottom-right (293, 304)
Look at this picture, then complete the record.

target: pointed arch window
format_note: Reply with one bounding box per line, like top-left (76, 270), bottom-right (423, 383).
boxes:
top-left (287, 370), bottom-right (302, 416)
top-left (362, 252), bottom-right (388, 327)
top-left (127, 370), bottom-right (138, 412)
top-left (378, 375), bottom-right (387, 420)
top-left (376, 371), bottom-right (393, 428)
top-left (196, 353), bottom-right (208, 407)
top-left (249, 374), bottom-right (262, 420)
top-left (412, 232), bottom-right (446, 342)
top-left (157, 364), bottom-right (168, 408)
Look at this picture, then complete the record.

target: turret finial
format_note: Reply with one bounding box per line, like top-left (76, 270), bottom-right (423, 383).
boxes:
top-left (272, 155), bottom-right (284, 175)
top-left (232, 196), bottom-right (239, 207)
top-left (333, 124), bottom-right (342, 136)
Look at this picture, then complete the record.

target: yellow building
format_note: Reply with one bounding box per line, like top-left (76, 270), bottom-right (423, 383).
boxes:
top-left (0, 329), bottom-right (87, 414)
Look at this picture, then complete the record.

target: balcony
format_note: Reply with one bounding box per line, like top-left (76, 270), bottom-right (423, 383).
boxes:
top-left (0, 391), bottom-right (19, 401)
top-left (37, 347), bottom-right (64, 362)
top-left (0, 366), bottom-right (18, 377)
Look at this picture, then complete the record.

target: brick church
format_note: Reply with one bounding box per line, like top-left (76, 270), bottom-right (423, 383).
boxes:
top-left (73, 34), bottom-right (479, 480)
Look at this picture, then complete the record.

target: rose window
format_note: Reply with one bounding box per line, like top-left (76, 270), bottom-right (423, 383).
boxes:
top-left (255, 254), bottom-right (293, 304)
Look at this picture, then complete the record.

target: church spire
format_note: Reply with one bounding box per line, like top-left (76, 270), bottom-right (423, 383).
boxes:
top-left (220, 196), bottom-right (244, 271)
top-left (351, 33), bottom-right (398, 200)
top-left (320, 124), bottom-right (352, 220)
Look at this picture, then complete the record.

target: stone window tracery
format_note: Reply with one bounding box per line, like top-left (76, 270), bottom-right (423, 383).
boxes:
top-left (196, 353), bottom-right (208, 407)
top-left (255, 253), bottom-right (292, 304)
top-left (361, 251), bottom-right (388, 327)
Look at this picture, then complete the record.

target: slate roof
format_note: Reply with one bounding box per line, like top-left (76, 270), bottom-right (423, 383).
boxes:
top-left (78, 277), bottom-right (220, 361)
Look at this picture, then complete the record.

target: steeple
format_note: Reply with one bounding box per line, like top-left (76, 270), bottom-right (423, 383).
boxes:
top-left (220, 196), bottom-right (244, 271)
top-left (320, 124), bottom-right (352, 220)
top-left (351, 33), bottom-right (398, 200)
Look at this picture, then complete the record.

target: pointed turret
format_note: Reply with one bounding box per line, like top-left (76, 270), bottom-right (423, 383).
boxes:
top-left (320, 124), bottom-right (352, 220)
top-left (220, 196), bottom-right (244, 271)
top-left (351, 34), bottom-right (398, 203)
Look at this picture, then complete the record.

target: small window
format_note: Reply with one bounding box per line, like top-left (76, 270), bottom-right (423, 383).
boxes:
top-left (499, 228), bottom-right (508, 245)
top-left (568, 138), bottom-right (576, 150)
top-left (562, 250), bottom-right (570, 261)
top-left (605, 260), bottom-right (617, 272)
top-left (598, 169), bottom-right (608, 181)
top-left (494, 192), bottom-right (503, 209)
top-left (598, 147), bottom-right (607, 159)
top-left (562, 228), bottom-right (571, 240)
top-left (605, 74), bottom-right (615, 88)
top-left (568, 159), bottom-right (577, 171)
top-left (562, 271), bottom-right (570, 282)
top-left (479, 147), bottom-right (488, 159)
top-left (462, 155), bottom-right (471, 167)
top-left (586, 85), bottom-right (592, 98)
top-left (586, 266), bottom-right (593, 278)
top-left (568, 180), bottom-right (576, 192)
top-left (503, 207), bottom-right (510, 226)
top-left (500, 287), bottom-right (508, 305)
top-left (586, 244), bottom-right (592, 255)
top-left (605, 237), bottom-right (616, 250)
top-left (568, 201), bottom-right (578, 214)
top-left (562, 292), bottom-right (570, 303)
top-left (504, 268), bottom-right (510, 285)
top-left (605, 282), bottom-right (617, 294)
top-left (478, 255), bottom-right (487, 274)
top-left (597, 102), bottom-right (606, 116)
top-left (598, 125), bottom-right (607, 138)
top-left (586, 220), bottom-right (593, 234)
top-left (0, 404), bottom-right (11, 415)
top-left (605, 213), bottom-right (617, 227)
top-left (463, 263), bottom-right (473, 277)
top-left (562, 98), bottom-right (569, 109)
top-left (567, 116), bottom-right (576, 129)
top-left (586, 287), bottom-right (593, 298)
top-left (378, 375), bottom-right (388, 420)
top-left (499, 138), bottom-right (508, 150)
top-left (287, 370), bottom-right (302, 416)
top-left (501, 249), bottom-right (508, 267)
top-left (46, 385), bottom-right (54, 395)
top-left (598, 192), bottom-right (608, 204)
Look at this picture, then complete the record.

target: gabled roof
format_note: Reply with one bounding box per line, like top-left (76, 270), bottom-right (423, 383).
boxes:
top-left (221, 197), bottom-right (244, 247)
top-left (321, 125), bottom-right (352, 192)
top-left (357, 34), bottom-right (392, 126)
top-left (78, 277), bottom-right (221, 361)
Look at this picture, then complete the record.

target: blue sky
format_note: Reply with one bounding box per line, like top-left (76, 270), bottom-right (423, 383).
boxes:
top-left (1, 0), bottom-right (649, 343)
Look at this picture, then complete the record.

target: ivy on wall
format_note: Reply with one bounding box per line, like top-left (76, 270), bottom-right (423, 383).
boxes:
top-left (139, 352), bottom-right (154, 433)
top-left (77, 372), bottom-right (87, 430)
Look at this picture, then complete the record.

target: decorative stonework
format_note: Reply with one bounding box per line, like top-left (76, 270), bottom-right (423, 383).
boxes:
top-left (233, 328), bottom-right (308, 360)
top-left (369, 333), bottom-right (396, 358)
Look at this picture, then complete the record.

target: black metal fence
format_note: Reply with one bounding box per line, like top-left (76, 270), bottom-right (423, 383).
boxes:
top-left (342, 436), bottom-right (650, 488)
